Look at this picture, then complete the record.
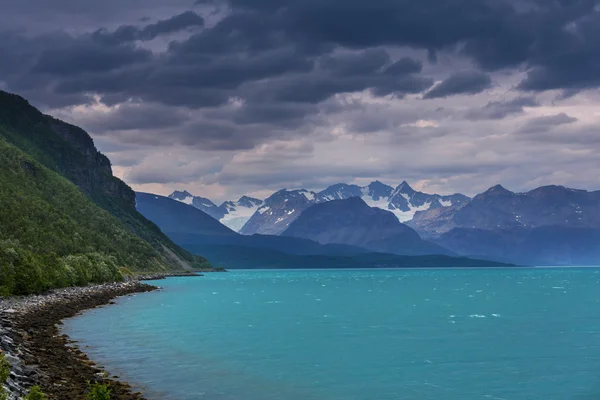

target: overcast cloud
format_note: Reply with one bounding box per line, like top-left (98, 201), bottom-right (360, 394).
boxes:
top-left (3, 0), bottom-right (600, 202)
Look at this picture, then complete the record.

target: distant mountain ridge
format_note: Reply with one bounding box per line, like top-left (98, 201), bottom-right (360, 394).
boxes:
top-left (408, 184), bottom-right (600, 265)
top-left (282, 197), bottom-right (452, 256)
top-left (168, 190), bottom-right (264, 231)
top-left (409, 184), bottom-right (600, 236)
top-left (170, 181), bottom-right (469, 235)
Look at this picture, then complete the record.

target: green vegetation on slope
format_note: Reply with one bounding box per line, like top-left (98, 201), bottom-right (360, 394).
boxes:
top-left (24, 386), bottom-right (47, 400)
top-left (0, 90), bottom-right (210, 275)
top-left (0, 138), bottom-right (161, 295)
top-left (0, 90), bottom-right (212, 295)
top-left (0, 352), bottom-right (9, 400)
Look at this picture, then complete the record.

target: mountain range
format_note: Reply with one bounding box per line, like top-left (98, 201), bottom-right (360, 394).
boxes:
top-left (170, 181), bottom-right (469, 235)
top-left (408, 184), bottom-right (600, 265)
top-left (136, 193), bottom-right (510, 269)
top-left (168, 180), bottom-right (600, 266)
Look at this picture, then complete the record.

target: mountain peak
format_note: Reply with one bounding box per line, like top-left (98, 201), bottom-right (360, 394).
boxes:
top-left (368, 180), bottom-right (390, 189)
top-left (283, 196), bottom-right (450, 256)
top-left (397, 180), bottom-right (414, 193)
top-left (169, 190), bottom-right (193, 199)
top-left (484, 184), bottom-right (512, 195)
top-left (237, 195), bottom-right (263, 208)
top-left (366, 180), bottom-right (394, 200)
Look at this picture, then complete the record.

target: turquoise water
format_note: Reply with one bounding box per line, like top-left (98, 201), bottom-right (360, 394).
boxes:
top-left (65, 268), bottom-right (600, 400)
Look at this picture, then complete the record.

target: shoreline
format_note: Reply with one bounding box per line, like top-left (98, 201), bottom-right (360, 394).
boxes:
top-left (0, 280), bottom-right (163, 400)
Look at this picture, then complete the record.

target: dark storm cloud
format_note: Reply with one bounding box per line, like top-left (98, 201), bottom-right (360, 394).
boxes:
top-left (319, 49), bottom-right (390, 77)
top-left (32, 42), bottom-right (152, 76)
top-left (518, 7), bottom-right (600, 92)
top-left (4, 0), bottom-right (600, 114)
top-left (2, 0), bottom-right (600, 193)
top-left (91, 11), bottom-right (205, 44)
top-left (79, 103), bottom-right (191, 133)
top-left (207, 102), bottom-right (319, 126)
top-left (141, 11), bottom-right (205, 39)
top-left (384, 57), bottom-right (423, 75)
top-left (465, 97), bottom-right (539, 120)
top-left (423, 71), bottom-right (492, 99)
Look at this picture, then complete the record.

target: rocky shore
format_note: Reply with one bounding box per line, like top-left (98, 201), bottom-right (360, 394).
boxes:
top-left (134, 271), bottom-right (203, 280)
top-left (0, 281), bottom-right (160, 399)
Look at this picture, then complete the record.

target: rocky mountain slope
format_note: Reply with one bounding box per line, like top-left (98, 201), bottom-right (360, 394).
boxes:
top-left (410, 184), bottom-right (600, 236)
top-left (240, 189), bottom-right (316, 235)
top-left (282, 197), bottom-right (452, 256)
top-left (168, 190), bottom-right (227, 220)
top-left (408, 184), bottom-right (600, 265)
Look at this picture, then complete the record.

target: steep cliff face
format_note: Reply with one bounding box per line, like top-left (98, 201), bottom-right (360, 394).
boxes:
top-left (0, 91), bottom-right (135, 207)
top-left (0, 90), bottom-right (210, 271)
top-left (49, 118), bottom-right (137, 207)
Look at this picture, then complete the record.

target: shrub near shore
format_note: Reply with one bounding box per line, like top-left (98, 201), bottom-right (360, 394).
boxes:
top-left (0, 243), bottom-right (123, 296)
top-left (0, 352), bottom-right (9, 400)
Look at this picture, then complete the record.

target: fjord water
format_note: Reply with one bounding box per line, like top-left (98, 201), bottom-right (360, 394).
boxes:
top-left (65, 268), bottom-right (600, 400)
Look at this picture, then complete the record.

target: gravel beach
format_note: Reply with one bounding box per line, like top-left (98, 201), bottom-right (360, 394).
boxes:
top-left (0, 280), bottom-right (161, 399)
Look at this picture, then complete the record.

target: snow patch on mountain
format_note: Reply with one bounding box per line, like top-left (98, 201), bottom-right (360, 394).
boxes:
top-left (169, 190), bottom-right (263, 232)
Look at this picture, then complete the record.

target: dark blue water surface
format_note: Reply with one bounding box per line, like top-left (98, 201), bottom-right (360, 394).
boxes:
top-left (64, 268), bottom-right (600, 400)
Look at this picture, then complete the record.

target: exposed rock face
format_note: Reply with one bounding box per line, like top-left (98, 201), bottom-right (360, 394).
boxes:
top-left (410, 184), bottom-right (600, 236)
top-left (282, 197), bottom-right (452, 256)
top-left (50, 119), bottom-right (136, 207)
top-left (168, 190), bottom-right (226, 220)
top-left (240, 189), bottom-right (315, 235)
top-left (407, 204), bottom-right (463, 238)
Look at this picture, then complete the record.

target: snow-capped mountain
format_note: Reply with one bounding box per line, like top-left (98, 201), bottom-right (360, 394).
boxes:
top-left (169, 182), bottom-right (469, 236)
top-left (169, 190), bottom-right (263, 231)
top-left (317, 181), bottom-right (469, 222)
top-left (386, 181), bottom-right (470, 221)
top-left (168, 190), bottom-right (225, 220)
top-left (220, 196), bottom-right (264, 231)
top-left (240, 189), bottom-right (317, 235)
top-left (240, 182), bottom-right (469, 235)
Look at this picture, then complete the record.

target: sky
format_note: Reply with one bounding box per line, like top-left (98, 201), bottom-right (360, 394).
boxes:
top-left (2, 0), bottom-right (600, 202)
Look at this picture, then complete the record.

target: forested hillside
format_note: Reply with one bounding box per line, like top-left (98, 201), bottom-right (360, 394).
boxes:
top-left (0, 91), bottom-right (211, 295)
